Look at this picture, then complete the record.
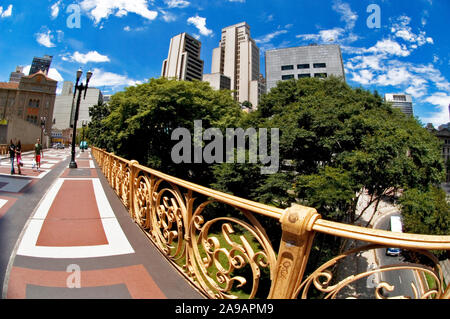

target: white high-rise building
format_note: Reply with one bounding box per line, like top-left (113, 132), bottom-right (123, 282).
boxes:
top-left (384, 93), bottom-right (413, 116)
top-left (208, 22), bottom-right (264, 108)
top-left (161, 32), bottom-right (204, 81)
top-left (52, 81), bottom-right (103, 130)
top-left (265, 44), bottom-right (346, 92)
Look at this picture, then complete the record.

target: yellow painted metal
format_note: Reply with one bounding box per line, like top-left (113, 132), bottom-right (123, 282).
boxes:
top-left (91, 147), bottom-right (450, 299)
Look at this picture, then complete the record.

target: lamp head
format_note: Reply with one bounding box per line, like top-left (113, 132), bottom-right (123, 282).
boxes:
top-left (86, 70), bottom-right (93, 82)
top-left (76, 68), bottom-right (83, 81)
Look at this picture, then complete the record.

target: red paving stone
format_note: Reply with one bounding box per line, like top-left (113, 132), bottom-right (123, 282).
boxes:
top-left (3, 149), bottom-right (201, 299)
top-left (36, 180), bottom-right (108, 247)
top-left (7, 265), bottom-right (166, 299)
top-left (0, 196), bottom-right (17, 219)
top-left (75, 160), bottom-right (91, 169)
top-left (0, 167), bottom-right (44, 177)
top-left (60, 168), bottom-right (98, 178)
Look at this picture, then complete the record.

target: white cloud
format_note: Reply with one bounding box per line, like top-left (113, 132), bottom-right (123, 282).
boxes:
top-left (187, 15), bottom-right (212, 37)
top-left (366, 39), bottom-right (411, 57)
top-left (36, 30), bottom-right (56, 48)
top-left (228, 0), bottom-right (245, 2)
top-left (123, 25), bottom-right (146, 32)
top-left (160, 9), bottom-right (177, 22)
top-left (351, 69), bottom-right (374, 85)
top-left (422, 92), bottom-right (450, 126)
top-left (425, 93), bottom-right (450, 108)
top-left (255, 30), bottom-right (288, 44)
top-left (376, 67), bottom-right (413, 86)
top-left (165, 0), bottom-right (190, 8)
top-left (66, 51), bottom-right (111, 64)
top-left (50, 1), bottom-right (61, 19)
top-left (390, 16), bottom-right (434, 48)
top-left (79, 0), bottom-right (158, 24)
top-left (0, 4), bottom-right (13, 18)
top-left (332, 0), bottom-right (358, 30)
top-left (89, 68), bottom-right (142, 88)
top-left (296, 27), bottom-right (357, 44)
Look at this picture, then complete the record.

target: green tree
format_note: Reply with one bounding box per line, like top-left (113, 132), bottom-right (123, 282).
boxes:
top-left (86, 102), bottom-right (111, 149)
top-left (399, 187), bottom-right (450, 236)
top-left (399, 186), bottom-right (450, 259)
top-left (91, 78), bottom-right (242, 185)
top-left (253, 76), bottom-right (445, 225)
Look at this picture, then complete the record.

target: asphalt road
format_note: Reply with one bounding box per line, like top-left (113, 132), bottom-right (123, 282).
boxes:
top-left (374, 212), bottom-right (421, 298)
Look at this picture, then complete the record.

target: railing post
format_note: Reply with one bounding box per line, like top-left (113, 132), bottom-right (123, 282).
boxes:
top-left (128, 160), bottom-right (139, 220)
top-left (269, 204), bottom-right (321, 299)
top-left (108, 152), bottom-right (114, 185)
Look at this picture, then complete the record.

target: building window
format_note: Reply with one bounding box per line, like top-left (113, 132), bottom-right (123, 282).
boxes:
top-left (282, 74), bottom-right (295, 80)
top-left (297, 64), bottom-right (309, 69)
top-left (393, 95), bottom-right (407, 102)
top-left (298, 74), bottom-right (311, 78)
top-left (281, 65), bottom-right (294, 71)
top-left (313, 63), bottom-right (326, 68)
top-left (314, 73), bottom-right (327, 78)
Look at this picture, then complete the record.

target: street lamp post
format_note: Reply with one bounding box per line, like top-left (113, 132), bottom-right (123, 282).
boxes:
top-left (69, 69), bottom-right (92, 168)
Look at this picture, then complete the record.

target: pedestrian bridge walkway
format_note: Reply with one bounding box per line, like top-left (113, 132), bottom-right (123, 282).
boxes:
top-left (1, 147), bottom-right (449, 299)
top-left (1, 149), bottom-right (202, 299)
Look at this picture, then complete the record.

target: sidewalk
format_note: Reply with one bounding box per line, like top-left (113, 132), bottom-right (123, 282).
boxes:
top-left (3, 149), bottom-right (203, 299)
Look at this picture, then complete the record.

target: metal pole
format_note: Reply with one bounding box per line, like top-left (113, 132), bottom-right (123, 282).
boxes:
top-left (69, 84), bottom-right (83, 168)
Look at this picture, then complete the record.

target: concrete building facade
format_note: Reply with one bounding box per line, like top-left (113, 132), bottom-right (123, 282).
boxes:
top-left (161, 33), bottom-right (204, 81)
top-left (202, 73), bottom-right (231, 91)
top-left (385, 93), bottom-right (414, 116)
top-left (9, 66), bottom-right (25, 83)
top-left (208, 22), bottom-right (264, 108)
top-left (265, 44), bottom-right (346, 92)
top-left (53, 81), bottom-right (103, 130)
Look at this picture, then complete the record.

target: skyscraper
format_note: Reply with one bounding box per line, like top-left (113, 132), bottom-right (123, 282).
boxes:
top-left (208, 22), bottom-right (264, 108)
top-left (161, 33), bottom-right (204, 81)
top-left (265, 44), bottom-right (346, 92)
top-left (29, 55), bottom-right (53, 75)
top-left (52, 81), bottom-right (103, 130)
top-left (9, 66), bottom-right (25, 83)
top-left (384, 93), bottom-right (414, 116)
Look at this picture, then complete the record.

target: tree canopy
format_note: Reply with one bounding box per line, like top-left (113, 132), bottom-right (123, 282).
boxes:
top-left (87, 76), bottom-right (447, 238)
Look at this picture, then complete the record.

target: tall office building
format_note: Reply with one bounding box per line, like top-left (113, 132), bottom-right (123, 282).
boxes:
top-left (384, 93), bottom-right (413, 116)
top-left (29, 55), bottom-right (53, 75)
top-left (208, 22), bottom-right (264, 108)
top-left (9, 66), bottom-right (25, 83)
top-left (265, 44), bottom-right (346, 91)
top-left (161, 33), bottom-right (204, 81)
top-left (53, 81), bottom-right (103, 130)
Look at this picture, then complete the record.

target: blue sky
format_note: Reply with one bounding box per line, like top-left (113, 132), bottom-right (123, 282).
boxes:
top-left (0, 0), bottom-right (448, 126)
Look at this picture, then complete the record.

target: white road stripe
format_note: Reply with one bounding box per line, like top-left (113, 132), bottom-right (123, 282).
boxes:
top-left (16, 178), bottom-right (134, 259)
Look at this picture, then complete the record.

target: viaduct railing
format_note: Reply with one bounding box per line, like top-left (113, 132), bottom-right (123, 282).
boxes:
top-left (0, 144), bottom-right (37, 156)
top-left (92, 146), bottom-right (450, 299)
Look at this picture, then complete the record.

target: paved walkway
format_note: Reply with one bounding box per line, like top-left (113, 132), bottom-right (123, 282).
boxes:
top-left (0, 148), bottom-right (202, 299)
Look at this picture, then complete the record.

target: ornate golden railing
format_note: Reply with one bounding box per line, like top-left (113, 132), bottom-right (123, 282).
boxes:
top-left (0, 144), bottom-right (35, 155)
top-left (91, 146), bottom-right (450, 299)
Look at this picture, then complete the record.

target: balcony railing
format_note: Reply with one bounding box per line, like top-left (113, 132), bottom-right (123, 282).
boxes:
top-left (91, 146), bottom-right (450, 299)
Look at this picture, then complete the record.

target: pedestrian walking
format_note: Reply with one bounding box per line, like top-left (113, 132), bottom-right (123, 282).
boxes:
top-left (9, 139), bottom-right (15, 175)
top-left (16, 140), bottom-right (22, 175)
top-left (35, 138), bottom-right (42, 172)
